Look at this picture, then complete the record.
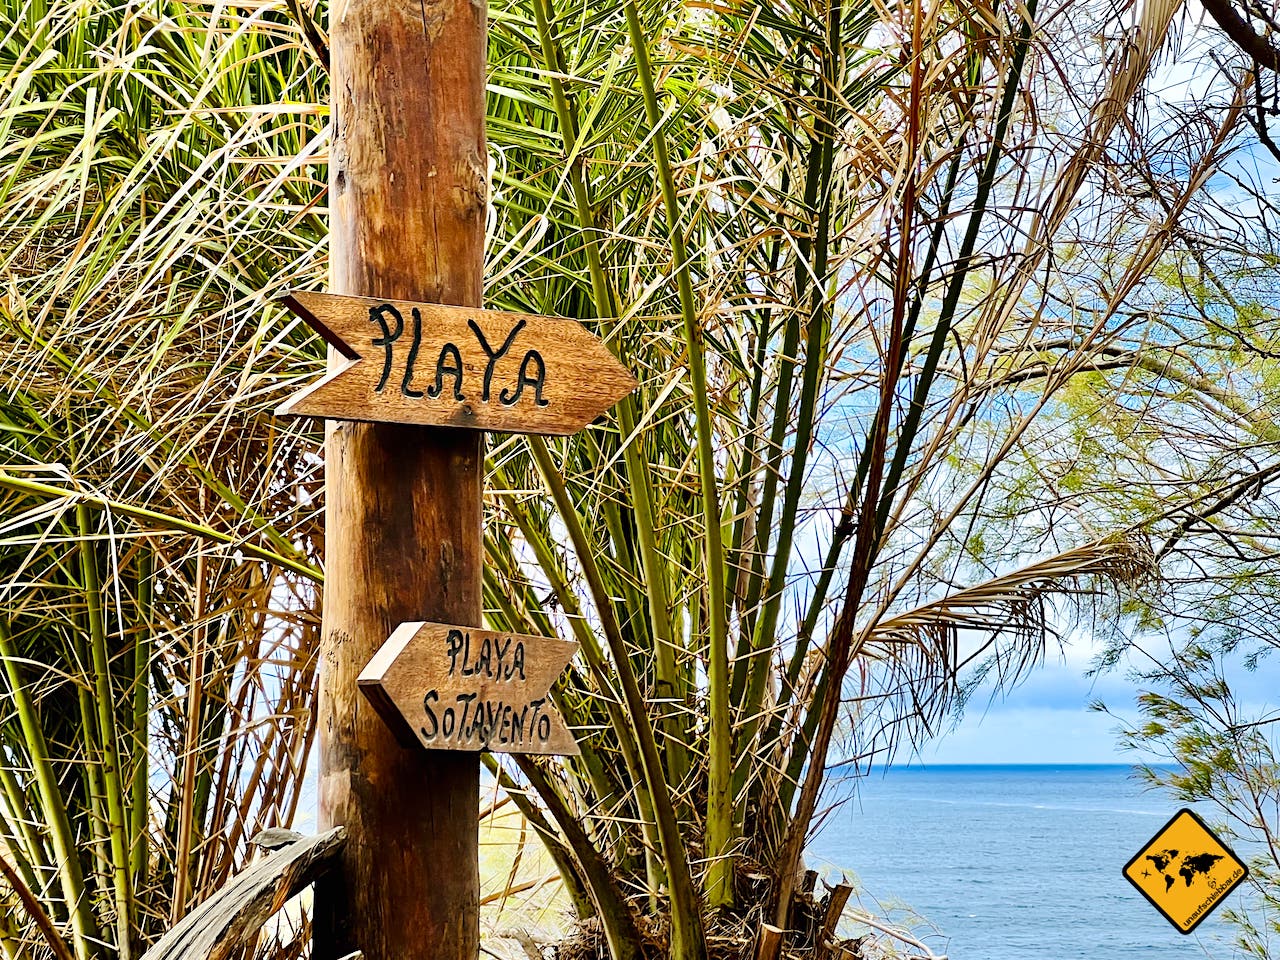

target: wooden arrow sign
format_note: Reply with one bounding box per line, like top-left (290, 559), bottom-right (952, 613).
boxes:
top-left (358, 622), bottom-right (579, 756)
top-left (276, 292), bottom-right (637, 436)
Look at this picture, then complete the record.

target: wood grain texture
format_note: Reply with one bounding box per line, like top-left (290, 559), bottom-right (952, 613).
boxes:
top-left (754, 923), bottom-right (784, 960)
top-left (142, 829), bottom-right (346, 960)
top-left (815, 884), bottom-right (853, 960)
top-left (315, 0), bottom-right (485, 958)
top-left (278, 292), bottom-right (636, 435)
top-left (358, 621), bottom-right (579, 755)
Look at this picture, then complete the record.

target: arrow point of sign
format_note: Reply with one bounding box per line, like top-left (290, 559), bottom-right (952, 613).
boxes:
top-left (357, 622), bottom-right (424, 748)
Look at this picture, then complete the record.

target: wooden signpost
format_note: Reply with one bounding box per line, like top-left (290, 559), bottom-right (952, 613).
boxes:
top-left (299, 0), bottom-right (633, 957)
top-left (358, 622), bottom-right (579, 755)
top-left (277, 291), bottom-right (636, 435)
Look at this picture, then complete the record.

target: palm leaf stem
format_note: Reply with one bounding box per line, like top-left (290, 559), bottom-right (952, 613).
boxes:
top-left (76, 504), bottom-right (134, 958)
top-left (169, 549), bottom-right (205, 927)
top-left (524, 0), bottom-right (696, 788)
top-left (511, 755), bottom-right (647, 960)
top-left (757, 142), bottom-right (970, 816)
top-left (726, 228), bottom-right (783, 617)
top-left (873, 0), bottom-right (1038, 538)
top-left (480, 754), bottom-right (595, 919)
top-left (621, 0), bottom-right (730, 911)
top-left (771, 0), bottom-right (933, 899)
top-left (770, 5), bottom-right (1039, 820)
top-left (0, 620), bottom-right (99, 960)
top-left (70, 602), bottom-right (114, 924)
top-left (128, 547), bottom-right (151, 885)
top-left (733, 134), bottom-right (824, 679)
top-left (528, 436), bottom-right (705, 959)
top-left (732, 4), bottom-right (843, 815)
top-left (0, 787), bottom-right (42, 903)
top-left (526, 0), bottom-right (690, 783)
top-left (0, 846), bottom-right (74, 960)
top-left (492, 472), bottom-right (664, 887)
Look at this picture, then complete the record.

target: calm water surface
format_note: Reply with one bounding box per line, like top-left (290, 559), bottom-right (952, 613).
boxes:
top-left (808, 765), bottom-right (1237, 959)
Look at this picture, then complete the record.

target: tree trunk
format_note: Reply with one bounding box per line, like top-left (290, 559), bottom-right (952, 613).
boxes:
top-left (313, 0), bottom-right (487, 958)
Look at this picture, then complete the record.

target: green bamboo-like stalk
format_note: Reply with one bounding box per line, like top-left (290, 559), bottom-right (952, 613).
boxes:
top-left (78, 504), bottom-right (135, 956)
top-left (482, 528), bottom-right (638, 866)
top-left (170, 549), bottom-right (206, 926)
top-left (525, 0), bottom-right (692, 787)
top-left (70, 593), bottom-right (114, 919)
top-left (529, 437), bottom-right (707, 960)
top-left (731, 0), bottom-right (843, 815)
top-left (493, 466), bottom-right (669, 894)
top-left (480, 755), bottom-right (596, 920)
top-left (0, 787), bottom-right (42, 904)
top-left (621, 1), bottom-right (732, 910)
top-left (0, 620), bottom-right (100, 960)
top-left (748, 113), bottom-right (969, 818)
top-left (129, 546), bottom-right (152, 886)
top-left (510, 755), bottom-right (647, 960)
top-left (732, 124), bottom-right (828, 666)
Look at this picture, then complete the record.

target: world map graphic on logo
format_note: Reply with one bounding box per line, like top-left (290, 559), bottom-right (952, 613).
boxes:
top-left (1143, 849), bottom-right (1224, 893)
top-left (1123, 808), bottom-right (1248, 934)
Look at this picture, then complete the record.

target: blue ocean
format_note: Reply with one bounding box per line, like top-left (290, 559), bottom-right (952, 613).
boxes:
top-left (808, 765), bottom-right (1241, 959)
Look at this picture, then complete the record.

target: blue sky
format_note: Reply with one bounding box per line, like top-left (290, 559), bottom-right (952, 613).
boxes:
top-left (924, 662), bottom-right (1147, 764)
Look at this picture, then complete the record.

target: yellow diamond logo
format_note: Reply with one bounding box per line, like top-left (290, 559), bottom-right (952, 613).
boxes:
top-left (1123, 808), bottom-right (1248, 934)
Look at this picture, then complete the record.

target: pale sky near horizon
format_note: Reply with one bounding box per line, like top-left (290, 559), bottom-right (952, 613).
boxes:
top-left (913, 646), bottom-right (1146, 764)
top-left (921, 641), bottom-right (1275, 765)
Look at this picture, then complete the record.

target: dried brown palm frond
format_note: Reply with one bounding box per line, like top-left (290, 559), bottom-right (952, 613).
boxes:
top-left (0, 2), bottom-right (327, 958)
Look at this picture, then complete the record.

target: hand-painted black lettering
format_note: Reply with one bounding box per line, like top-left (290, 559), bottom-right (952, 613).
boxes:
top-left (456, 692), bottom-right (477, 741)
top-left (427, 343), bottom-right (465, 401)
top-left (468, 318), bottom-right (526, 401)
top-left (495, 637), bottom-right (512, 679)
top-left (474, 636), bottom-right (492, 677)
top-left (499, 705), bottom-right (512, 743)
top-left (446, 629), bottom-right (465, 675)
top-left (401, 308), bottom-right (425, 398)
top-left (512, 641), bottom-right (526, 681)
top-left (500, 350), bottom-right (549, 407)
top-left (369, 304), bottom-right (404, 393)
top-left (528, 697), bottom-right (545, 741)
top-left (484, 702), bottom-right (501, 742)
top-left (537, 712), bottom-right (552, 741)
top-left (422, 689), bottom-right (440, 738)
top-left (460, 630), bottom-right (474, 675)
top-left (441, 704), bottom-right (456, 737)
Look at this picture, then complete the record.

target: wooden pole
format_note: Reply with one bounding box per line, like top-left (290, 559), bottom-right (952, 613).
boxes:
top-left (314, 0), bottom-right (486, 957)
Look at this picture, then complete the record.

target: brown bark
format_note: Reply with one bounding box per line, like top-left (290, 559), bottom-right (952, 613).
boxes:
top-left (314, 0), bottom-right (486, 958)
top-left (1200, 0), bottom-right (1280, 72)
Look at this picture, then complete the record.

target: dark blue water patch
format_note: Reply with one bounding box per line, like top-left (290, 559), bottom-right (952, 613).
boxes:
top-left (808, 765), bottom-right (1238, 959)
